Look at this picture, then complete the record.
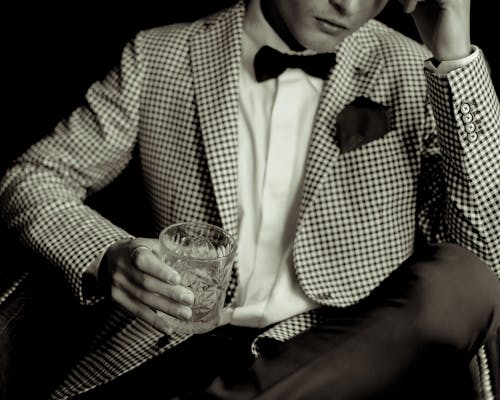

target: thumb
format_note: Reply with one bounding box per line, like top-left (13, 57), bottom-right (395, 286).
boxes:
top-left (397, 0), bottom-right (423, 14)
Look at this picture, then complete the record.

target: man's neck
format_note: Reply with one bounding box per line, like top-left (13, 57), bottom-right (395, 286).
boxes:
top-left (259, 0), bottom-right (305, 51)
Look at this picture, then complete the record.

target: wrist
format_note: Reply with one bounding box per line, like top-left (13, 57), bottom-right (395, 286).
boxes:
top-left (413, 3), bottom-right (471, 62)
top-left (98, 238), bottom-right (132, 293)
top-left (432, 43), bottom-right (472, 63)
top-left (427, 46), bottom-right (479, 74)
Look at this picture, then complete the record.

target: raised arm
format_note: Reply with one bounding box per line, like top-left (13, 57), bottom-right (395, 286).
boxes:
top-left (399, 0), bottom-right (471, 61)
top-left (402, 0), bottom-right (500, 272)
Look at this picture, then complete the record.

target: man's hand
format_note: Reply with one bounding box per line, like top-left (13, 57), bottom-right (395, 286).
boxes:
top-left (398, 0), bottom-right (471, 61)
top-left (99, 238), bottom-right (194, 335)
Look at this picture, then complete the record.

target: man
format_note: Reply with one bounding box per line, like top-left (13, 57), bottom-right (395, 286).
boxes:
top-left (1, 0), bottom-right (499, 399)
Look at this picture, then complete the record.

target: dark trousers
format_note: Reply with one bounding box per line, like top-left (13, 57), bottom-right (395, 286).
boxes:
top-left (74, 244), bottom-right (500, 400)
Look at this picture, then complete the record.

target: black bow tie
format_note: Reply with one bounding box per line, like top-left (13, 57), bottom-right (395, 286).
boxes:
top-left (253, 45), bottom-right (336, 82)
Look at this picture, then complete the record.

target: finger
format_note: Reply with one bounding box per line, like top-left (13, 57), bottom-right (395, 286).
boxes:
top-left (117, 268), bottom-right (194, 306)
top-left (134, 237), bottom-right (162, 256)
top-left (113, 275), bottom-right (193, 321)
top-left (111, 285), bottom-right (173, 335)
top-left (130, 244), bottom-right (181, 285)
top-left (399, 0), bottom-right (422, 14)
top-left (128, 245), bottom-right (151, 266)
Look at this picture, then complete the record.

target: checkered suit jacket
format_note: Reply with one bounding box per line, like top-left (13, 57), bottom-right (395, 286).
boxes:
top-left (1, 1), bottom-right (499, 398)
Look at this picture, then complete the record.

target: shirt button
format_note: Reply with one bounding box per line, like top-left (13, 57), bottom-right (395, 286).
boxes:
top-left (460, 103), bottom-right (471, 114)
top-left (462, 113), bottom-right (473, 123)
top-left (465, 123), bottom-right (476, 133)
top-left (468, 132), bottom-right (478, 142)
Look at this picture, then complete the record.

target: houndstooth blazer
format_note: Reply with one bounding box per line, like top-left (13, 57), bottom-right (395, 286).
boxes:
top-left (1, 1), bottom-right (499, 398)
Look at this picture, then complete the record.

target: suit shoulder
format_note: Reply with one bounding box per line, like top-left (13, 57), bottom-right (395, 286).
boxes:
top-left (135, 21), bottom-right (197, 49)
top-left (135, 4), bottom-right (235, 48)
top-left (364, 20), bottom-right (431, 66)
top-left (352, 20), bottom-right (431, 108)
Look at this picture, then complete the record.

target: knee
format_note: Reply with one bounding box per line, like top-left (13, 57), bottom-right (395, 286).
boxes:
top-left (410, 243), bottom-right (500, 349)
top-left (413, 243), bottom-right (498, 298)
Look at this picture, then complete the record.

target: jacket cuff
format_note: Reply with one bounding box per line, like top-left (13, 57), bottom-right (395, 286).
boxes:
top-left (425, 45), bottom-right (479, 75)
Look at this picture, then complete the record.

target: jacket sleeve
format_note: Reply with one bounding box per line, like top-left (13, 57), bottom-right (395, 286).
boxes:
top-left (417, 49), bottom-right (500, 275)
top-left (0, 35), bottom-right (144, 305)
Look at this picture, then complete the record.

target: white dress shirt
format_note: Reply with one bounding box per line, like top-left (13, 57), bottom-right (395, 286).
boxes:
top-left (220, 0), bottom-right (322, 327)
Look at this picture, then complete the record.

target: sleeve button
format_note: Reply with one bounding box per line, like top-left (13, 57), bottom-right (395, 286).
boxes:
top-left (462, 113), bottom-right (473, 123)
top-left (460, 103), bottom-right (471, 114)
top-left (465, 123), bottom-right (476, 133)
top-left (467, 132), bottom-right (478, 142)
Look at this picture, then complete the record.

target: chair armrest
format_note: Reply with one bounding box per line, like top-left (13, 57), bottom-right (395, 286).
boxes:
top-left (487, 329), bottom-right (500, 398)
top-left (0, 271), bottom-right (29, 307)
top-left (470, 329), bottom-right (500, 399)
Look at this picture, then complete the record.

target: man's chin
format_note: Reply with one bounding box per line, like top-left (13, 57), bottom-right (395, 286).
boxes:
top-left (299, 35), bottom-right (344, 53)
top-left (295, 27), bottom-right (351, 52)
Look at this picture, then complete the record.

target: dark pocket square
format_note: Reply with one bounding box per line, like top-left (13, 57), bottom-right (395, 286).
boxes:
top-left (336, 96), bottom-right (389, 153)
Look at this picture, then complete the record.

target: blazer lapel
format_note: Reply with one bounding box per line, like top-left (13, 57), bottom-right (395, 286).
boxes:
top-left (189, 1), bottom-right (245, 239)
top-left (299, 23), bottom-right (385, 218)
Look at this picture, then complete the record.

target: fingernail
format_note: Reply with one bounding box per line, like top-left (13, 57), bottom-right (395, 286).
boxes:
top-left (179, 308), bottom-right (192, 320)
top-left (169, 273), bottom-right (181, 285)
top-left (181, 292), bottom-right (194, 306)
